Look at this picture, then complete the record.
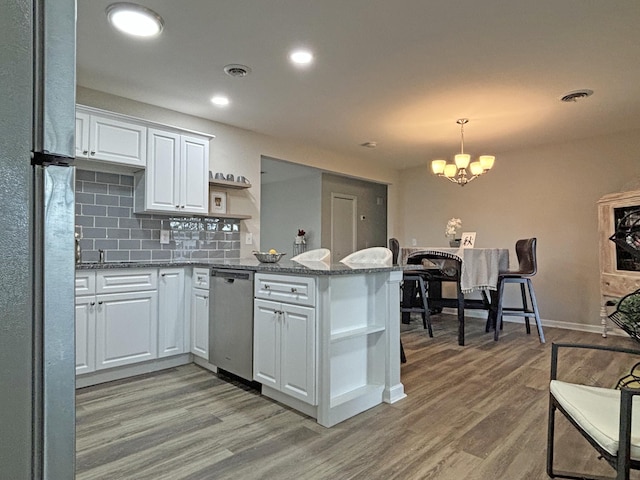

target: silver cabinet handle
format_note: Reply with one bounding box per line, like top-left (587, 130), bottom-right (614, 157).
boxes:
top-left (98, 301), bottom-right (103, 305)
top-left (161, 273), bottom-right (166, 277)
top-left (82, 150), bottom-right (88, 155)
top-left (264, 284), bottom-right (270, 290)
top-left (291, 288), bottom-right (297, 293)
top-left (90, 151), bottom-right (95, 155)
top-left (90, 301), bottom-right (95, 306)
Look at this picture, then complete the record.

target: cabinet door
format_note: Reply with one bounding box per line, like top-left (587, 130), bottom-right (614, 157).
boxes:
top-left (180, 135), bottom-right (209, 214)
top-left (158, 268), bottom-right (185, 357)
top-left (145, 128), bottom-right (181, 212)
top-left (75, 295), bottom-right (95, 375)
top-left (95, 290), bottom-right (158, 370)
top-left (253, 299), bottom-right (281, 389)
top-left (75, 111), bottom-right (90, 158)
top-left (190, 288), bottom-right (209, 359)
top-left (280, 303), bottom-right (316, 404)
top-left (90, 115), bottom-right (147, 167)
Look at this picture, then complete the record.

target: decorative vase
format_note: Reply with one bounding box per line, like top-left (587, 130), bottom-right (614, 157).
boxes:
top-left (295, 235), bottom-right (305, 245)
top-left (449, 238), bottom-right (461, 247)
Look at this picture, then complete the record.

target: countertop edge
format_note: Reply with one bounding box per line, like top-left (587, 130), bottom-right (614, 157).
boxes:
top-left (75, 260), bottom-right (402, 276)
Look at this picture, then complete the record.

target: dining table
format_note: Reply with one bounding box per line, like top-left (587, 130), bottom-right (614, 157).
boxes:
top-left (400, 246), bottom-right (510, 345)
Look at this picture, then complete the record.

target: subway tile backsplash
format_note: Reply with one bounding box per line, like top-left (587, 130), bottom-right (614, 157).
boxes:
top-left (75, 169), bottom-right (240, 262)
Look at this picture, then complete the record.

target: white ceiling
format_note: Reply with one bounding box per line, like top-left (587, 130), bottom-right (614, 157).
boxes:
top-left (77, 0), bottom-right (640, 171)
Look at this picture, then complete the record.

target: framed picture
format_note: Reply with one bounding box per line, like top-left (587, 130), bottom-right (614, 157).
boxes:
top-left (461, 232), bottom-right (476, 248)
top-left (210, 191), bottom-right (227, 214)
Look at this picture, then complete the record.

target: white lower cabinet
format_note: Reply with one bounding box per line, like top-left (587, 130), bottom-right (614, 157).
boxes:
top-left (158, 268), bottom-right (186, 357)
top-left (76, 269), bottom-right (159, 374)
top-left (95, 290), bottom-right (158, 370)
top-left (190, 268), bottom-right (210, 359)
top-left (253, 298), bottom-right (316, 405)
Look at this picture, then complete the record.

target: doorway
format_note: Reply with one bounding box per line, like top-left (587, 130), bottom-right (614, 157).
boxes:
top-left (330, 193), bottom-right (357, 261)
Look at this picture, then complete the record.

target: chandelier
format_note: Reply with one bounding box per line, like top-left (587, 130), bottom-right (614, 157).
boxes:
top-left (430, 118), bottom-right (495, 186)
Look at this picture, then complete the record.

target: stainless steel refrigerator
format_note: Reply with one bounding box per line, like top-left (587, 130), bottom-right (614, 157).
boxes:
top-left (0, 1), bottom-right (76, 478)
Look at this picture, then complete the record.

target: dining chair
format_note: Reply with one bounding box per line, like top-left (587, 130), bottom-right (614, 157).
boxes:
top-left (340, 247), bottom-right (392, 265)
top-left (408, 252), bottom-right (464, 344)
top-left (491, 237), bottom-right (545, 342)
top-left (547, 343), bottom-right (640, 480)
top-left (389, 239), bottom-right (434, 336)
top-left (291, 248), bottom-right (331, 262)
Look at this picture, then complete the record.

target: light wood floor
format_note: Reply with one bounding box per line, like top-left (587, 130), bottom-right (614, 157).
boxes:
top-left (76, 315), bottom-right (640, 480)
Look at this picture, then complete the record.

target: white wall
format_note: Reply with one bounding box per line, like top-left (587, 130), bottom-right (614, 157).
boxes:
top-left (398, 129), bottom-right (640, 328)
top-left (261, 173), bottom-right (322, 254)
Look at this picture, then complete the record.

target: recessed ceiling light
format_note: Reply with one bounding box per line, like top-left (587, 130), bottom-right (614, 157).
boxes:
top-left (106, 3), bottom-right (164, 38)
top-left (289, 49), bottom-right (314, 66)
top-left (210, 96), bottom-right (230, 107)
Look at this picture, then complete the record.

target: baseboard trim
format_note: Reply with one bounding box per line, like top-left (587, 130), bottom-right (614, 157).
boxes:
top-left (440, 308), bottom-right (628, 337)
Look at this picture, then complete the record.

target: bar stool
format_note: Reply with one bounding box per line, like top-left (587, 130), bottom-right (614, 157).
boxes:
top-left (493, 238), bottom-right (545, 342)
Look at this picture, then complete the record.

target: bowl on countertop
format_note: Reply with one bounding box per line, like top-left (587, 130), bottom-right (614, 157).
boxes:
top-left (253, 251), bottom-right (286, 263)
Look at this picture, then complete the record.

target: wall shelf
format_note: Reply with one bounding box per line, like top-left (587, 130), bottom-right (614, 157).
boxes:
top-left (209, 179), bottom-right (251, 190)
top-left (208, 213), bottom-right (252, 220)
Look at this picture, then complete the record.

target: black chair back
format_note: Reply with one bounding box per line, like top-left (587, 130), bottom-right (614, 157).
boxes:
top-left (514, 238), bottom-right (537, 276)
top-left (388, 238), bottom-right (400, 265)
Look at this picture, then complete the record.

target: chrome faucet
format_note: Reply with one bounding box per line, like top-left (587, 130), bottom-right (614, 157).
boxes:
top-left (75, 232), bottom-right (82, 264)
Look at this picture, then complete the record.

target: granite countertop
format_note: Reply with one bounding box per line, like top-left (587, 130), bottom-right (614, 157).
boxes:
top-left (76, 258), bottom-right (402, 275)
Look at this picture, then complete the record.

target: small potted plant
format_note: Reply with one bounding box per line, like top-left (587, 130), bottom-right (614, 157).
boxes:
top-left (295, 229), bottom-right (306, 244)
top-left (445, 218), bottom-right (462, 247)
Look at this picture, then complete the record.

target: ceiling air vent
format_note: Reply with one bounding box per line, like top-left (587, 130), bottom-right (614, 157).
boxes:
top-left (560, 89), bottom-right (593, 103)
top-left (224, 64), bottom-right (251, 77)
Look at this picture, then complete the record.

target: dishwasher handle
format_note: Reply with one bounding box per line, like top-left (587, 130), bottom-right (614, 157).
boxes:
top-left (212, 270), bottom-right (253, 281)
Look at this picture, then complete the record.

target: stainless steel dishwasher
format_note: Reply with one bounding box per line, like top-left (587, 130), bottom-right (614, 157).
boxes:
top-left (209, 268), bottom-right (255, 381)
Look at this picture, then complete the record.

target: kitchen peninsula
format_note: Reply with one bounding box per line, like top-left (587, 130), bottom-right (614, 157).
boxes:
top-left (76, 259), bottom-right (405, 428)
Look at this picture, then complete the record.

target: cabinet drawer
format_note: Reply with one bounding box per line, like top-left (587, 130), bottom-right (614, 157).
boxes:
top-left (192, 267), bottom-right (210, 290)
top-left (255, 273), bottom-right (315, 307)
top-left (96, 269), bottom-right (157, 294)
top-left (75, 271), bottom-right (96, 296)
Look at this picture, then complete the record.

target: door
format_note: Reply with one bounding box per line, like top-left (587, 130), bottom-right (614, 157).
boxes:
top-left (331, 193), bottom-right (357, 261)
top-left (253, 299), bottom-right (281, 388)
top-left (95, 290), bottom-right (158, 369)
top-left (146, 128), bottom-right (181, 212)
top-left (75, 111), bottom-right (90, 157)
top-left (280, 303), bottom-right (316, 404)
top-left (158, 268), bottom-right (185, 357)
top-left (180, 135), bottom-right (209, 214)
top-left (90, 115), bottom-right (147, 166)
top-left (75, 296), bottom-right (95, 374)
top-left (190, 288), bottom-right (209, 359)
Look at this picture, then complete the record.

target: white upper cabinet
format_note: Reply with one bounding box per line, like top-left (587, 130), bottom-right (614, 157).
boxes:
top-left (134, 128), bottom-right (209, 215)
top-left (75, 107), bottom-right (147, 167)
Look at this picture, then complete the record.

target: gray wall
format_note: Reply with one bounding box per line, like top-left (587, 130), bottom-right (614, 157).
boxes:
top-left (321, 173), bottom-right (388, 252)
top-left (76, 169), bottom-right (241, 262)
top-left (260, 173), bottom-right (322, 254)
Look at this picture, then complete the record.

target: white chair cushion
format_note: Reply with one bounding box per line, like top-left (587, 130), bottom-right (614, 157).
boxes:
top-left (550, 380), bottom-right (640, 460)
top-left (291, 248), bottom-right (331, 262)
top-left (340, 247), bottom-right (392, 266)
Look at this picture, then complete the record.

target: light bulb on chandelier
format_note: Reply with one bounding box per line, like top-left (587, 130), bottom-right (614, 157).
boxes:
top-left (431, 119), bottom-right (495, 186)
